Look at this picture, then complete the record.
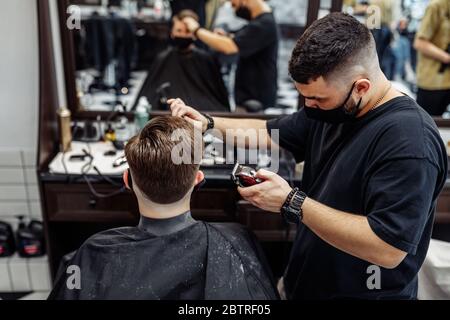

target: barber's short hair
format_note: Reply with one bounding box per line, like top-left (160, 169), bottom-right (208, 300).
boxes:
top-left (289, 12), bottom-right (375, 84)
top-left (125, 116), bottom-right (203, 204)
top-left (174, 9), bottom-right (199, 22)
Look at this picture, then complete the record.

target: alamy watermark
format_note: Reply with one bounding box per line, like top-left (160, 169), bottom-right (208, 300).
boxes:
top-left (66, 5), bottom-right (81, 31)
top-left (170, 128), bottom-right (280, 173)
top-left (66, 4), bottom-right (384, 31)
top-left (366, 265), bottom-right (381, 290)
top-left (66, 265), bottom-right (81, 290)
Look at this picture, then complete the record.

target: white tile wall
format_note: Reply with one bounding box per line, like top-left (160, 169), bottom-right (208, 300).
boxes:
top-left (28, 257), bottom-right (52, 292)
top-left (0, 148), bottom-right (40, 219)
top-left (0, 150), bottom-right (22, 167)
top-left (0, 0), bottom-right (46, 296)
top-left (29, 201), bottom-right (42, 221)
top-left (20, 291), bottom-right (51, 300)
top-left (0, 255), bottom-right (52, 293)
top-left (26, 185), bottom-right (40, 202)
top-left (24, 168), bottom-right (38, 185)
top-left (0, 261), bottom-right (12, 292)
top-left (22, 149), bottom-right (37, 168)
top-left (0, 147), bottom-right (49, 294)
top-left (0, 186), bottom-right (28, 201)
top-left (9, 256), bottom-right (32, 292)
top-left (0, 168), bottom-right (25, 184)
top-left (0, 202), bottom-right (29, 218)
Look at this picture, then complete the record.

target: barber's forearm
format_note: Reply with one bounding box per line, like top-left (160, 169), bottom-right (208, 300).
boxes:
top-left (196, 28), bottom-right (239, 55)
top-left (212, 117), bottom-right (272, 149)
top-left (301, 197), bottom-right (407, 269)
top-left (414, 38), bottom-right (450, 64)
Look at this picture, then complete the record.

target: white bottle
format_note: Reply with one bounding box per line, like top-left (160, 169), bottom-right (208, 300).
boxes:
top-left (135, 97), bottom-right (151, 132)
top-left (154, 0), bottom-right (163, 20)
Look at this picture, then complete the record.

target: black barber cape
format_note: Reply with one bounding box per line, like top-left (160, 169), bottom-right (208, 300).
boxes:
top-left (138, 47), bottom-right (230, 112)
top-left (48, 212), bottom-right (278, 300)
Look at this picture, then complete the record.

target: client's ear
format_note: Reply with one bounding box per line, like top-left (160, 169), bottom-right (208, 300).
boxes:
top-left (194, 170), bottom-right (205, 186)
top-left (123, 169), bottom-right (133, 190)
top-left (193, 170), bottom-right (205, 192)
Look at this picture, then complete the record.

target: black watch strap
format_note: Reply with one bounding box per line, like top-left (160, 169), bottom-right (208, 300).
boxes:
top-left (281, 188), bottom-right (307, 224)
top-left (202, 113), bottom-right (214, 132)
top-left (193, 27), bottom-right (202, 38)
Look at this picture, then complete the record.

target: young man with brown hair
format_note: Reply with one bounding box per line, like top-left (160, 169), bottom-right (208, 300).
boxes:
top-left (49, 116), bottom-right (278, 300)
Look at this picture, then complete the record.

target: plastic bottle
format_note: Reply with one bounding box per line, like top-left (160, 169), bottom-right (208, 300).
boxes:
top-left (16, 216), bottom-right (45, 258)
top-left (154, 0), bottom-right (163, 20)
top-left (104, 124), bottom-right (117, 142)
top-left (135, 97), bottom-right (151, 132)
top-left (57, 108), bottom-right (72, 152)
top-left (0, 221), bottom-right (15, 257)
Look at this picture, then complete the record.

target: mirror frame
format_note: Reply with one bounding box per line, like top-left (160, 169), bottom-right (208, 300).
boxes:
top-left (55, 0), bottom-right (352, 120)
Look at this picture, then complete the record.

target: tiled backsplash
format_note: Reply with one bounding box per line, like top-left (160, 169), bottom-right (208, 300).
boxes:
top-left (0, 255), bottom-right (51, 293)
top-left (0, 148), bottom-right (39, 219)
top-left (0, 148), bottom-right (51, 294)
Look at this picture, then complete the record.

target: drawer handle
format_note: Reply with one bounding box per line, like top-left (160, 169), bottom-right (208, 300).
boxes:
top-left (89, 198), bottom-right (97, 208)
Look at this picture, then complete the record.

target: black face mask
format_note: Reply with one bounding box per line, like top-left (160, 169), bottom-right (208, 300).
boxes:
top-left (235, 4), bottom-right (252, 20)
top-left (172, 37), bottom-right (194, 50)
top-left (304, 82), bottom-right (363, 124)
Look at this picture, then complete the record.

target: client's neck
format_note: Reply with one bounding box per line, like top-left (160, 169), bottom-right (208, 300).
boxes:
top-left (138, 195), bottom-right (191, 220)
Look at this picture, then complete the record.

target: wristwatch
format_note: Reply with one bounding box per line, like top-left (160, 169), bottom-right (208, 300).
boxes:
top-left (193, 27), bottom-right (202, 38)
top-left (281, 188), bottom-right (307, 225)
top-left (202, 113), bottom-right (215, 132)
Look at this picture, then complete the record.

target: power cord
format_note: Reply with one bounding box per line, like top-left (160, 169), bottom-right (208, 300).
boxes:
top-left (80, 146), bottom-right (127, 199)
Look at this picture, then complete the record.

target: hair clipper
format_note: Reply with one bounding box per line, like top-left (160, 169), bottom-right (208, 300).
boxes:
top-left (231, 163), bottom-right (263, 187)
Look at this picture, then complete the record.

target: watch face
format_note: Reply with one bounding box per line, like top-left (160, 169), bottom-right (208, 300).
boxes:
top-left (283, 208), bottom-right (300, 225)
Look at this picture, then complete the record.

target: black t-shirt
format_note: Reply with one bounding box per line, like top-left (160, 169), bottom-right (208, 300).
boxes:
top-left (233, 12), bottom-right (279, 109)
top-left (267, 96), bottom-right (448, 299)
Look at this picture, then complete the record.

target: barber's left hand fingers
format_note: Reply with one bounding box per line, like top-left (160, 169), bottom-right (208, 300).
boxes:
top-left (168, 98), bottom-right (185, 108)
top-left (182, 17), bottom-right (199, 32)
top-left (169, 98), bottom-right (186, 116)
top-left (238, 184), bottom-right (260, 199)
top-left (238, 171), bottom-right (293, 213)
top-left (255, 169), bottom-right (276, 180)
top-left (238, 183), bottom-right (269, 210)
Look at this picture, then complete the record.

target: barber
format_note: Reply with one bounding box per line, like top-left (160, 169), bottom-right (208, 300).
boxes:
top-left (169, 13), bottom-right (448, 300)
top-left (181, 0), bottom-right (279, 111)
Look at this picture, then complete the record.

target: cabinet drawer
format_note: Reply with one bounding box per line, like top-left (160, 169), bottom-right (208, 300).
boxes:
top-left (237, 201), bottom-right (296, 242)
top-left (43, 183), bottom-right (138, 222)
top-left (190, 188), bottom-right (238, 221)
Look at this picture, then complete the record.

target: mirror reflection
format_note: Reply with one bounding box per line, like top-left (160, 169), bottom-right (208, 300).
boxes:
top-left (68, 0), bottom-right (312, 115)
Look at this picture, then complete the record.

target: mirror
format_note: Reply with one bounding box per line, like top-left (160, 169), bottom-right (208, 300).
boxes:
top-left (58, 0), bottom-right (347, 119)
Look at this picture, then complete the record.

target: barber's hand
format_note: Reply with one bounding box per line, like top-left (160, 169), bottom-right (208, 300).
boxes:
top-left (445, 53), bottom-right (450, 65)
top-left (182, 17), bottom-right (200, 34)
top-left (168, 98), bottom-right (208, 132)
top-left (238, 169), bottom-right (292, 213)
